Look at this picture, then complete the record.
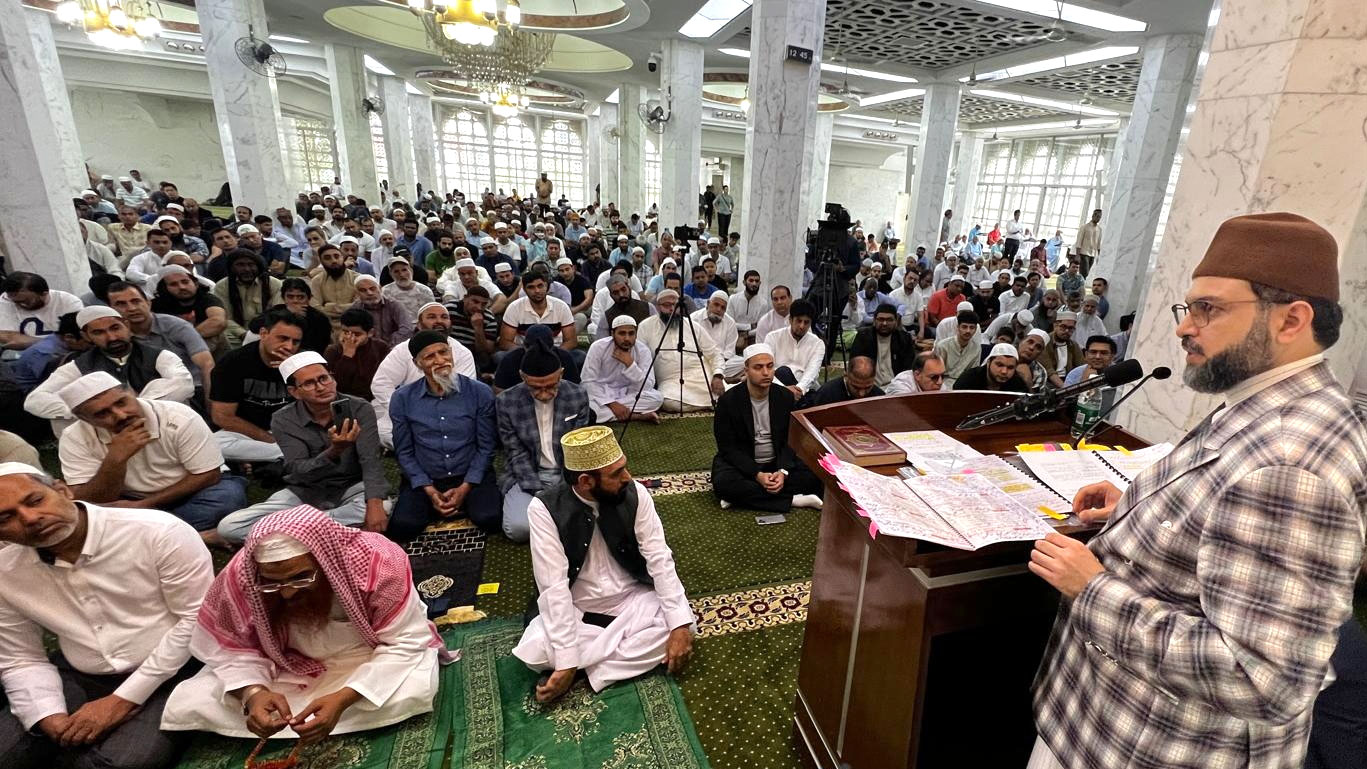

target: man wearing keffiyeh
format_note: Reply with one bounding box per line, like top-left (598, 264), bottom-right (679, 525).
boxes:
top-left (160, 507), bottom-right (452, 744)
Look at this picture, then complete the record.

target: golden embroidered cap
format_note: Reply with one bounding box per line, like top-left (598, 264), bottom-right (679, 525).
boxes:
top-left (561, 425), bottom-right (624, 472)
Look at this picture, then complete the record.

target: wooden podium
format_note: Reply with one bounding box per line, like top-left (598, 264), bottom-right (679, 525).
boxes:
top-left (788, 391), bottom-right (1147, 769)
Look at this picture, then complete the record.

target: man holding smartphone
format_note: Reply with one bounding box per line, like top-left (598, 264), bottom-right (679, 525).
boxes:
top-left (215, 351), bottom-right (390, 544)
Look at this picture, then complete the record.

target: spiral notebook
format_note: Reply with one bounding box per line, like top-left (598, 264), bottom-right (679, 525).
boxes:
top-left (1019, 444), bottom-right (1174, 504)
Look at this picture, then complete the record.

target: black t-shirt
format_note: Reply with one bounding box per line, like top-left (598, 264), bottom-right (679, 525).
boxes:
top-left (151, 289), bottom-right (223, 327)
top-left (210, 342), bottom-right (291, 431)
top-left (559, 274), bottom-right (593, 308)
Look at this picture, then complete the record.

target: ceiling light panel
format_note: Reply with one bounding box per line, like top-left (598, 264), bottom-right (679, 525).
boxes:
top-left (268, 34), bottom-right (311, 44)
top-left (717, 47), bottom-right (917, 84)
top-left (680, 0), bottom-right (754, 38)
top-left (859, 87), bottom-right (926, 107)
top-left (969, 45), bottom-right (1139, 82)
top-left (991, 117), bottom-right (1118, 133)
top-left (970, 88), bottom-right (1117, 116)
top-left (971, 0), bottom-right (1146, 32)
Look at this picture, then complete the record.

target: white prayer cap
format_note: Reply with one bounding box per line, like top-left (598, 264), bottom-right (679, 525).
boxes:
top-left (632, 246), bottom-right (644, 255)
top-left (997, 270), bottom-right (1013, 280)
top-left (494, 262), bottom-right (513, 273)
top-left (861, 258), bottom-right (874, 267)
top-left (1015, 309), bottom-right (1034, 325)
top-left (354, 274), bottom-right (379, 287)
top-left (987, 343), bottom-right (1018, 361)
top-left (117, 176), bottom-right (130, 182)
top-left (161, 250), bottom-right (191, 265)
top-left (312, 204), bottom-right (326, 211)
top-left (58, 371), bottom-right (123, 412)
top-left (165, 203), bottom-right (185, 212)
top-left (254, 532), bottom-right (310, 563)
top-left (454, 257), bottom-right (477, 269)
top-left (611, 314), bottom-right (637, 329)
top-left (425, 216), bottom-right (441, 224)
top-left (369, 206), bottom-right (384, 213)
top-left (1027, 328), bottom-right (1050, 342)
top-left (494, 221), bottom-right (509, 230)
top-left (236, 224), bottom-right (259, 235)
top-left (707, 236), bottom-right (721, 245)
top-left (617, 234), bottom-right (628, 241)
top-left (76, 306), bottom-right (122, 329)
top-left (0, 462), bottom-right (47, 479)
top-left (323, 194), bottom-right (337, 201)
top-left (279, 351), bottom-right (327, 384)
top-left (710, 289), bottom-right (729, 302)
top-left (915, 243), bottom-right (927, 251)
top-left (554, 257), bottom-right (573, 268)
top-left (655, 288), bottom-right (680, 301)
top-left (417, 301), bottom-right (446, 315)
top-left (661, 258), bottom-right (677, 267)
top-left (157, 265), bottom-right (192, 281)
top-left (947, 275), bottom-right (965, 284)
top-left (1055, 310), bottom-right (1078, 322)
top-left (153, 215), bottom-right (179, 227)
top-left (956, 300), bottom-right (974, 313)
top-left (337, 235), bottom-right (359, 245)
top-left (742, 343), bottom-right (774, 363)
top-left (100, 174), bottom-right (113, 181)
top-left (1082, 293), bottom-right (1100, 306)
top-left (80, 190), bottom-right (99, 198)
top-left (978, 280), bottom-right (994, 290)
top-left (376, 229), bottom-right (392, 239)
top-left (388, 256), bottom-right (410, 267)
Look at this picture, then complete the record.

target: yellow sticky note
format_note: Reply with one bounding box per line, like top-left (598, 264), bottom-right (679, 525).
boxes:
top-left (1016, 444), bottom-right (1046, 452)
top-left (1038, 506), bottom-right (1068, 520)
top-left (477, 583), bottom-right (500, 595)
top-left (1115, 445), bottom-right (1132, 455)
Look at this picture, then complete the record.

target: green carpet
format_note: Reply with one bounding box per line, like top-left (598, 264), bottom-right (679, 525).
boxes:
top-left (449, 620), bottom-right (710, 769)
top-left (616, 417), bottom-right (717, 474)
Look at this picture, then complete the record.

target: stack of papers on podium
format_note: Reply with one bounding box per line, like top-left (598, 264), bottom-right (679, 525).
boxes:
top-left (882, 430), bottom-right (983, 475)
top-left (820, 455), bottom-right (1055, 550)
top-left (1019, 444), bottom-right (1175, 504)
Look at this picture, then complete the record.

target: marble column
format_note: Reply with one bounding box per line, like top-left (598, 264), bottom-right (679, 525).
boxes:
top-left (378, 77), bottom-right (417, 201)
top-left (950, 132), bottom-right (985, 240)
top-left (739, 0), bottom-right (825, 291)
top-left (907, 83), bottom-right (960, 250)
top-left (0, 5), bottom-right (88, 291)
top-left (598, 103), bottom-right (620, 210)
top-left (586, 110), bottom-right (602, 205)
top-left (801, 112), bottom-right (836, 228)
top-left (200, 0), bottom-right (289, 216)
top-left (409, 94), bottom-right (438, 194)
top-left (324, 44), bottom-right (379, 203)
top-left (1120, 0), bottom-right (1367, 442)
top-left (1094, 34), bottom-right (1202, 318)
top-left (728, 154), bottom-right (745, 237)
top-left (658, 39), bottom-right (704, 228)
top-left (617, 85), bottom-right (646, 216)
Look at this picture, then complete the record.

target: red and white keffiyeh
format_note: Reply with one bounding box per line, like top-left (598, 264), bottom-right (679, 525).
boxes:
top-left (196, 506), bottom-right (450, 678)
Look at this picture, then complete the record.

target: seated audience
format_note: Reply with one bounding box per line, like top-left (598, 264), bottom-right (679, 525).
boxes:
top-left (324, 308), bottom-right (390, 401)
top-left (581, 316), bottom-right (663, 423)
top-left (0, 462), bottom-right (212, 769)
top-left (276, 277), bottom-right (334, 354)
top-left (390, 331), bottom-right (500, 539)
top-left (712, 345), bottom-right (824, 512)
top-left (1038, 310), bottom-right (1083, 388)
top-left (213, 250), bottom-right (282, 349)
top-left (56, 371), bottom-right (245, 545)
top-left (637, 290), bottom-right (726, 412)
top-left (381, 256), bottom-right (434, 318)
top-left (0, 272), bottom-right (85, 349)
top-left (849, 304), bottom-right (915, 387)
top-left (555, 257), bottom-right (595, 333)
top-left (513, 426), bottom-right (694, 703)
top-left (498, 272), bottom-right (580, 364)
top-left (807, 355), bottom-right (883, 406)
top-left (593, 273), bottom-right (652, 339)
top-left (163, 509), bottom-right (447, 741)
top-left (495, 336), bottom-right (592, 542)
top-left (1074, 293), bottom-right (1108, 341)
top-left (309, 244), bottom-right (358, 328)
top-left (106, 280), bottom-right (213, 398)
top-left (26, 306), bottom-right (195, 428)
top-left (953, 343), bottom-right (1028, 392)
top-left (350, 274), bottom-right (413, 347)
top-left (1015, 328), bottom-right (1052, 393)
top-left (753, 285), bottom-right (792, 342)
top-left (151, 265), bottom-right (228, 357)
top-left (763, 299), bottom-right (825, 398)
top-left (691, 290), bottom-right (739, 364)
top-left (209, 308), bottom-right (303, 464)
top-left (933, 310), bottom-right (981, 388)
top-left (885, 351), bottom-right (948, 395)
top-left (727, 270), bottom-right (768, 349)
top-left (216, 353), bottom-right (389, 544)
top-left (371, 302), bottom-right (477, 448)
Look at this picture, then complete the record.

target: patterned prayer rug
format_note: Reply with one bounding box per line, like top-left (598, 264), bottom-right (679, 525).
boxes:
top-left (405, 518), bottom-right (487, 617)
top-left (449, 619), bottom-right (711, 769)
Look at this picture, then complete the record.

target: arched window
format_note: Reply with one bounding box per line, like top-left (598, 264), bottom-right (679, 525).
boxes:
top-left (643, 137), bottom-right (662, 212)
top-left (369, 111), bottom-right (389, 183)
top-left (539, 120), bottom-right (584, 206)
top-left (440, 109), bottom-right (490, 198)
top-left (283, 116), bottom-right (336, 192)
top-left (491, 115), bottom-right (538, 198)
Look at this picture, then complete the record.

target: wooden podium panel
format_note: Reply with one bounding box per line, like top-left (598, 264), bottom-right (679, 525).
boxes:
top-left (788, 391), bottom-right (1147, 769)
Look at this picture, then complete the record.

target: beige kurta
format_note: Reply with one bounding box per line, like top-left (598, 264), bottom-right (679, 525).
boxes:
top-left (636, 314), bottom-right (725, 412)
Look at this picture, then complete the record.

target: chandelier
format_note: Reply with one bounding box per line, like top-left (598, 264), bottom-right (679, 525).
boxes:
top-left (54, 0), bottom-right (163, 50)
top-left (406, 0), bottom-right (521, 47)
top-left (483, 89), bottom-right (531, 118)
top-left (417, 18), bottom-right (555, 117)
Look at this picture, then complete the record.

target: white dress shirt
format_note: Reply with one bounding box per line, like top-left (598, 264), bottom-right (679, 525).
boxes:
top-left (690, 307), bottom-right (738, 357)
top-left (889, 286), bottom-right (926, 327)
top-left (725, 290), bottom-right (769, 333)
top-left (753, 310), bottom-right (789, 343)
top-left (764, 327), bottom-right (826, 392)
top-left (59, 399), bottom-right (223, 495)
top-left (0, 505), bottom-right (212, 728)
top-left (371, 339), bottom-right (477, 448)
top-left (1006, 219), bottom-right (1024, 238)
top-left (999, 288), bottom-right (1031, 316)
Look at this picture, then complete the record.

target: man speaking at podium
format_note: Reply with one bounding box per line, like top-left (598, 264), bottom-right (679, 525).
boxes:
top-left (1027, 213), bottom-right (1367, 769)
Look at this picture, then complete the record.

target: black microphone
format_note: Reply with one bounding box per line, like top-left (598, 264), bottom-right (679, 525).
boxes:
top-left (957, 359), bottom-right (1147, 431)
top-left (1075, 365), bottom-right (1171, 444)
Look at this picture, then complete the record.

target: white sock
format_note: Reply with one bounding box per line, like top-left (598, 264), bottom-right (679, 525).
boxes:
top-left (718, 499), bottom-right (732, 509)
top-left (792, 494), bottom-right (823, 509)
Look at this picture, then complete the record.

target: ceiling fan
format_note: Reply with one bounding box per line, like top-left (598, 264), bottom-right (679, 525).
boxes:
top-left (825, 37), bottom-right (871, 102)
top-left (1006, 1), bottom-right (1074, 45)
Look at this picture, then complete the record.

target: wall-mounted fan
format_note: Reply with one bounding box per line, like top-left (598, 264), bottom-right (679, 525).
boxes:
top-left (639, 99), bottom-right (669, 134)
top-left (362, 95), bottom-right (386, 116)
top-left (234, 27), bottom-right (286, 78)
top-left (602, 125), bottom-right (621, 143)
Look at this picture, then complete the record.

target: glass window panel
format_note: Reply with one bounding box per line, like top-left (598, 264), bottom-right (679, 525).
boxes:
top-left (283, 116), bottom-right (336, 192)
top-left (438, 109), bottom-right (490, 197)
top-left (644, 138), bottom-right (662, 211)
top-left (369, 112), bottom-right (389, 184)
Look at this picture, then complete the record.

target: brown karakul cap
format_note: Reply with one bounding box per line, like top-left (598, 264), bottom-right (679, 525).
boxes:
top-left (1192, 212), bottom-right (1339, 302)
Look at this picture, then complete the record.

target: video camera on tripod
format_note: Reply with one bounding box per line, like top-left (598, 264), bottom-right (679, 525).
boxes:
top-left (807, 203), bottom-right (853, 270)
top-left (805, 203), bottom-right (856, 373)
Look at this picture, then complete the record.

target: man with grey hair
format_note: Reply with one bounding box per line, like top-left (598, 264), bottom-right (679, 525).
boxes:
top-left (0, 461), bottom-right (213, 768)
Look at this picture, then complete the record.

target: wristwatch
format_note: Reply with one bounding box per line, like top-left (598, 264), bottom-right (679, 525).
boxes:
top-left (238, 685), bottom-right (269, 716)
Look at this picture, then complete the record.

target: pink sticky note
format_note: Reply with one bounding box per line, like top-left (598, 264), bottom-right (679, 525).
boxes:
top-left (868, 521), bottom-right (879, 538)
top-left (855, 507), bottom-right (870, 519)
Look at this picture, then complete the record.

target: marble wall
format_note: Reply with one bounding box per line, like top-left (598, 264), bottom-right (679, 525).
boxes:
top-left (324, 44), bottom-right (379, 203)
top-left (199, 0), bottom-right (289, 217)
top-left (658, 39), bottom-right (704, 228)
top-left (1095, 34), bottom-right (1202, 319)
top-left (598, 103), bottom-right (620, 211)
top-left (409, 94), bottom-right (438, 193)
top-left (825, 152), bottom-right (907, 245)
top-left (586, 111), bottom-right (601, 204)
top-left (617, 85), bottom-right (646, 215)
top-left (950, 133), bottom-right (984, 241)
top-left (907, 83), bottom-right (960, 249)
top-left (801, 112), bottom-right (836, 228)
top-left (0, 6), bottom-right (89, 292)
top-left (739, 0), bottom-right (826, 293)
top-left (69, 88), bottom-right (229, 200)
top-left (1120, 0), bottom-right (1367, 442)
top-left (380, 76), bottom-right (416, 200)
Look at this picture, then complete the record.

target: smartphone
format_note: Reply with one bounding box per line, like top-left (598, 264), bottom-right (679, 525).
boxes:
top-left (330, 398), bottom-right (354, 427)
top-left (755, 514), bottom-right (787, 525)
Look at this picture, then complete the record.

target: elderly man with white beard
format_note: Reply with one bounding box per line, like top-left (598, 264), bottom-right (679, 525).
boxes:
top-left (636, 290), bottom-right (726, 412)
top-left (371, 302), bottom-right (477, 449)
top-left (690, 290), bottom-right (739, 363)
top-left (380, 255), bottom-right (434, 319)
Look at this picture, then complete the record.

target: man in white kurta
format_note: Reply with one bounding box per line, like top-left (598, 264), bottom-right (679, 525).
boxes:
top-left (370, 302), bottom-right (478, 447)
top-left (581, 316), bottom-right (663, 422)
top-left (513, 426), bottom-right (694, 702)
top-left (691, 290), bottom-right (739, 362)
top-left (762, 299), bottom-right (826, 396)
top-left (635, 290), bottom-right (726, 412)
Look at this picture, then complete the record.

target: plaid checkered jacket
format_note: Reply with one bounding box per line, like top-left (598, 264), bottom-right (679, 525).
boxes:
top-left (1033, 362), bottom-right (1367, 769)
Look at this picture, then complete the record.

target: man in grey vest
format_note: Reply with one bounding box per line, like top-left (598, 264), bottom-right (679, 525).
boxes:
top-left (512, 426), bottom-right (694, 704)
